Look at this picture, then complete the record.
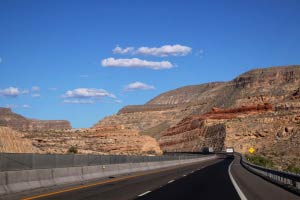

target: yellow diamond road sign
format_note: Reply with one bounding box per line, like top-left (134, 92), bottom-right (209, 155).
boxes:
top-left (248, 147), bottom-right (255, 154)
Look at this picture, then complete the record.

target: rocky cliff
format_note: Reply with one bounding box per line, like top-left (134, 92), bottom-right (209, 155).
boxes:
top-left (0, 126), bottom-right (40, 153)
top-left (159, 103), bottom-right (300, 169)
top-left (0, 108), bottom-right (71, 131)
top-left (0, 108), bottom-right (162, 155)
top-left (95, 65), bottom-right (300, 138)
top-left (23, 125), bottom-right (162, 155)
top-left (95, 65), bottom-right (300, 169)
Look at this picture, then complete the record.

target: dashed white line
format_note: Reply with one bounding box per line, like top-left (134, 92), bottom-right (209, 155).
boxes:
top-left (182, 174), bottom-right (187, 177)
top-left (228, 160), bottom-right (248, 200)
top-left (138, 191), bottom-right (151, 197)
top-left (168, 180), bottom-right (174, 183)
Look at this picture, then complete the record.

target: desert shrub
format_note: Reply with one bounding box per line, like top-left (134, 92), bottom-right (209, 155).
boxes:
top-left (285, 165), bottom-right (300, 174)
top-left (146, 150), bottom-right (157, 155)
top-left (67, 146), bottom-right (78, 154)
top-left (246, 154), bottom-right (274, 168)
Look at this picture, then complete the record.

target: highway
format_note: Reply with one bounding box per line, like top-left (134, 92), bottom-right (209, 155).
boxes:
top-left (19, 155), bottom-right (299, 200)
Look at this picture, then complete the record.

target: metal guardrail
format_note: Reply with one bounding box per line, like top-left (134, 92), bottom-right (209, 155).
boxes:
top-left (240, 153), bottom-right (300, 195)
top-left (0, 153), bottom-right (204, 171)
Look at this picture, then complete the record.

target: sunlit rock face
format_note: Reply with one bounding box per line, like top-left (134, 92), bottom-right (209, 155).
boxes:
top-left (158, 104), bottom-right (273, 152)
top-left (95, 65), bottom-right (300, 168)
top-left (96, 65), bottom-right (300, 140)
top-left (0, 107), bottom-right (71, 131)
top-left (24, 126), bottom-right (162, 155)
top-left (0, 126), bottom-right (40, 153)
top-left (159, 103), bottom-right (300, 170)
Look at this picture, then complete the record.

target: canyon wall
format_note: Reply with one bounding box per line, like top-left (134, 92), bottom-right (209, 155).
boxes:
top-left (95, 65), bottom-right (300, 168)
top-left (96, 65), bottom-right (300, 140)
top-left (24, 126), bottom-right (162, 155)
top-left (0, 109), bottom-right (162, 155)
top-left (0, 126), bottom-right (40, 153)
top-left (0, 108), bottom-right (71, 131)
top-left (158, 104), bottom-right (300, 169)
top-left (2, 65), bottom-right (300, 161)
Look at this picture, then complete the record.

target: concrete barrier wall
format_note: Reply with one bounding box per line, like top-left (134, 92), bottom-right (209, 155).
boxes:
top-left (0, 153), bottom-right (205, 171)
top-left (0, 155), bottom-right (216, 195)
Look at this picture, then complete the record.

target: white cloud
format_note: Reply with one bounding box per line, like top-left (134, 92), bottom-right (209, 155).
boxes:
top-left (0, 87), bottom-right (29, 97)
top-left (63, 88), bottom-right (116, 99)
top-left (124, 82), bottom-right (155, 91)
top-left (31, 86), bottom-right (40, 91)
top-left (31, 93), bottom-right (41, 98)
top-left (114, 99), bottom-right (122, 103)
top-left (22, 104), bottom-right (31, 108)
top-left (4, 104), bottom-right (18, 108)
top-left (136, 45), bottom-right (192, 57)
top-left (113, 46), bottom-right (134, 54)
top-left (4, 104), bottom-right (31, 108)
top-left (102, 57), bottom-right (173, 70)
top-left (63, 99), bottom-right (95, 104)
top-left (112, 44), bottom-right (192, 57)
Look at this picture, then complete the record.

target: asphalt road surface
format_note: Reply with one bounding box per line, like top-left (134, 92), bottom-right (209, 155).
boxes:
top-left (136, 156), bottom-right (239, 200)
top-left (230, 155), bottom-right (299, 200)
top-left (19, 154), bottom-right (299, 200)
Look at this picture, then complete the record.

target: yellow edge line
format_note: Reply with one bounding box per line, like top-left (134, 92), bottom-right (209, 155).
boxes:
top-left (21, 163), bottom-right (194, 200)
top-left (22, 172), bottom-right (146, 200)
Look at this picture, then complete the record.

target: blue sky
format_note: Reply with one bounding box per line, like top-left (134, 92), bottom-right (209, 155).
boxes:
top-left (0, 0), bottom-right (300, 128)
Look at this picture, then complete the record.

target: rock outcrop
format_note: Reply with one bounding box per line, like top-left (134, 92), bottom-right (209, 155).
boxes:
top-left (159, 104), bottom-right (274, 152)
top-left (24, 126), bottom-right (162, 155)
top-left (2, 65), bottom-right (300, 165)
top-left (0, 109), bottom-right (162, 155)
top-left (159, 103), bottom-right (300, 169)
top-left (95, 65), bottom-right (300, 168)
top-left (0, 108), bottom-right (71, 131)
top-left (0, 126), bottom-right (40, 153)
top-left (95, 65), bottom-right (300, 138)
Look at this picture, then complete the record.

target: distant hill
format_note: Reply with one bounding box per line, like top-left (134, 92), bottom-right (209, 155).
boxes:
top-left (95, 65), bottom-right (300, 170)
top-left (95, 65), bottom-right (300, 138)
top-left (0, 107), bottom-right (71, 131)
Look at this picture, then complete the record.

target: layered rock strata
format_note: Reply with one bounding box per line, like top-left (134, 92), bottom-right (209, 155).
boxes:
top-left (0, 126), bottom-right (40, 153)
top-left (96, 65), bottom-right (300, 140)
top-left (159, 104), bottom-right (300, 169)
top-left (24, 126), bottom-right (162, 155)
top-left (0, 108), bottom-right (71, 131)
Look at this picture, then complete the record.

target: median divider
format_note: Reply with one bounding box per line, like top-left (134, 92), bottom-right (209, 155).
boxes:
top-left (0, 154), bottom-right (216, 196)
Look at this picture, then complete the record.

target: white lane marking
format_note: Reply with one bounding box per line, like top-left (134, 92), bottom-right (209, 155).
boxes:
top-left (138, 191), bottom-right (151, 197)
top-left (183, 174), bottom-right (187, 177)
top-left (168, 180), bottom-right (174, 183)
top-left (228, 160), bottom-right (248, 200)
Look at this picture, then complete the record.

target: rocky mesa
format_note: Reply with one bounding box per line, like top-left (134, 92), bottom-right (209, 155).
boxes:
top-left (96, 65), bottom-right (300, 169)
top-left (0, 108), bottom-right (162, 155)
top-left (24, 125), bottom-right (162, 155)
top-left (96, 65), bottom-right (300, 138)
top-left (0, 107), bottom-right (71, 131)
top-left (1, 65), bottom-right (300, 163)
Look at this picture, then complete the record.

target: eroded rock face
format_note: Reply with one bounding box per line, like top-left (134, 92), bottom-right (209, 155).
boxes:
top-left (0, 108), bottom-right (71, 131)
top-left (0, 126), bottom-right (40, 153)
top-left (158, 104), bottom-right (300, 169)
top-left (24, 126), bottom-right (162, 155)
top-left (95, 65), bottom-right (300, 140)
top-left (158, 104), bottom-right (274, 152)
top-left (159, 118), bottom-right (226, 152)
